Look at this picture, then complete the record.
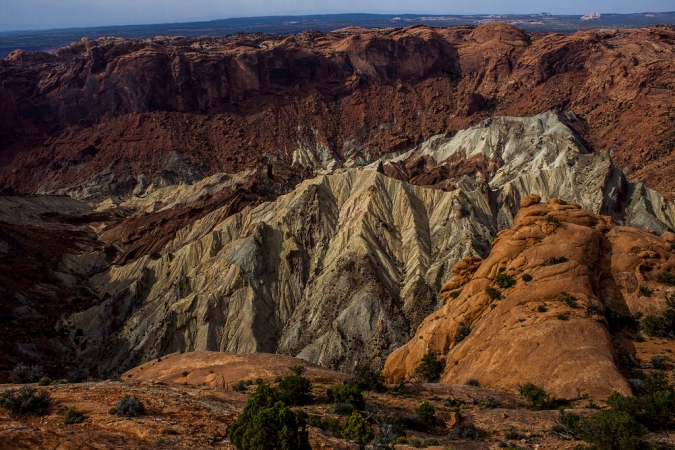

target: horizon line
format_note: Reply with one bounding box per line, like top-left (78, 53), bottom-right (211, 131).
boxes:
top-left (1, 10), bottom-right (674, 35)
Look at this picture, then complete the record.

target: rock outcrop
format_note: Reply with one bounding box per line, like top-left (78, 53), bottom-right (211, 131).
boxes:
top-left (383, 196), bottom-right (675, 399)
top-left (1, 24), bottom-right (675, 199)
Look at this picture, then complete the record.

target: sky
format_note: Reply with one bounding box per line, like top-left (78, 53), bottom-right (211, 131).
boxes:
top-left (0, 0), bottom-right (673, 32)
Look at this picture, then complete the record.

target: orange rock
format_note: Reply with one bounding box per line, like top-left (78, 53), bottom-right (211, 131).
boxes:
top-left (519, 194), bottom-right (541, 208)
top-left (383, 202), bottom-right (675, 399)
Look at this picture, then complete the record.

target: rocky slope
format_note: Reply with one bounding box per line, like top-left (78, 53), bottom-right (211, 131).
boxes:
top-left (2, 108), bottom-right (675, 380)
top-left (1, 24), bottom-right (675, 199)
top-left (383, 195), bottom-right (675, 399)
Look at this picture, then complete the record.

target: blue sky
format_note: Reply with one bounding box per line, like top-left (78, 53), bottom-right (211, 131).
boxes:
top-left (0, 0), bottom-right (673, 32)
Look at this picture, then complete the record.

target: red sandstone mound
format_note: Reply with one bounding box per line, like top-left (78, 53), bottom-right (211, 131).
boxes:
top-left (383, 195), bottom-right (675, 399)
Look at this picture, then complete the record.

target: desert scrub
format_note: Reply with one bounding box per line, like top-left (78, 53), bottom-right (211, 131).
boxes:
top-left (449, 290), bottom-right (461, 299)
top-left (562, 294), bottom-right (578, 308)
top-left (537, 304), bottom-right (548, 313)
top-left (557, 312), bottom-right (570, 320)
top-left (455, 326), bottom-right (471, 344)
top-left (545, 215), bottom-right (561, 224)
top-left (37, 377), bottom-right (52, 386)
top-left (494, 273), bottom-right (516, 288)
top-left (522, 273), bottom-right (533, 282)
top-left (342, 412), bottom-right (373, 450)
top-left (543, 256), bottom-right (568, 266)
top-left (115, 395), bottom-right (145, 417)
top-left (520, 382), bottom-right (559, 410)
top-left (327, 383), bottom-right (365, 410)
top-left (10, 363), bottom-right (44, 384)
top-left (639, 285), bottom-right (653, 297)
top-left (657, 271), bottom-right (675, 285)
top-left (63, 405), bottom-right (85, 424)
top-left (415, 351), bottom-right (444, 382)
top-left (277, 366), bottom-right (312, 406)
top-left (415, 401), bottom-right (436, 425)
top-left (485, 286), bottom-right (502, 300)
top-left (0, 385), bottom-right (51, 417)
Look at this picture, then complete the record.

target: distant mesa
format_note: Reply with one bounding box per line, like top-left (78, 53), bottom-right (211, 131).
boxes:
top-left (581, 13), bottom-right (602, 21)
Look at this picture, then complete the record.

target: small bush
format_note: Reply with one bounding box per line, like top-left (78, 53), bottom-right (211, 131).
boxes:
top-left (449, 290), bottom-right (461, 299)
top-left (505, 428), bottom-right (525, 440)
top-left (232, 381), bottom-right (247, 392)
top-left (577, 410), bottom-right (647, 450)
top-left (415, 401), bottom-right (436, 425)
top-left (633, 333), bottom-right (646, 342)
top-left (327, 383), bottom-right (365, 410)
top-left (557, 312), bottom-right (570, 321)
top-left (465, 378), bottom-right (479, 386)
top-left (37, 377), bottom-right (52, 386)
top-left (407, 437), bottom-right (421, 447)
top-left (651, 356), bottom-right (667, 370)
top-left (543, 256), bottom-right (568, 266)
top-left (10, 364), bottom-right (45, 384)
top-left (424, 438), bottom-right (439, 446)
top-left (639, 285), bottom-right (653, 297)
top-left (0, 386), bottom-right (51, 417)
top-left (494, 273), bottom-right (516, 289)
top-left (308, 415), bottom-right (342, 438)
top-left (449, 422), bottom-right (482, 440)
top-left (587, 304), bottom-right (602, 316)
top-left (520, 382), bottom-right (557, 410)
top-left (332, 402), bottom-right (355, 415)
top-left (181, 371), bottom-right (188, 377)
top-left (643, 315), bottom-right (669, 337)
top-left (562, 294), bottom-right (578, 308)
top-left (415, 351), bottom-right (444, 383)
top-left (606, 371), bottom-right (675, 431)
top-left (485, 286), bottom-right (502, 300)
top-left (393, 436), bottom-right (408, 445)
top-left (657, 272), bottom-right (675, 286)
top-left (229, 383), bottom-right (311, 450)
top-left (108, 407), bottom-right (117, 415)
top-left (350, 364), bottom-right (385, 392)
top-left (289, 365), bottom-right (306, 376)
top-left (455, 326), bottom-right (471, 344)
top-left (537, 304), bottom-right (548, 313)
top-left (63, 405), bottom-right (85, 425)
top-left (277, 369), bottom-right (312, 406)
top-left (342, 412), bottom-right (373, 450)
top-left (522, 274), bottom-right (533, 282)
top-left (115, 395), bottom-right (145, 417)
top-left (377, 415), bottom-right (406, 443)
top-left (546, 215), bottom-right (561, 224)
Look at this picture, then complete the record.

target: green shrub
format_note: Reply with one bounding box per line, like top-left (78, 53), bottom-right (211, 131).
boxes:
top-left (494, 273), bottom-right (516, 289)
top-left (342, 412), bottom-right (373, 450)
top-left (108, 407), bottom-right (117, 415)
top-left (349, 364), bottom-right (385, 392)
top-left (448, 422), bottom-right (482, 440)
top-left (546, 215), bottom-right (561, 224)
top-left (606, 371), bottom-right (675, 431)
top-left (424, 438), bottom-right (439, 446)
top-left (408, 437), bottom-right (421, 447)
top-left (639, 286), bottom-right (653, 297)
top-left (377, 415), bottom-right (406, 443)
top-left (289, 365), bottom-right (306, 376)
top-left (505, 428), bottom-right (525, 440)
top-left (643, 315), bottom-right (669, 337)
top-left (520, 382), bottom-right (556, 410)
top-left (277, 367), bottom-right (312, 406)
top-left (233, 381), bottom-right (247, 392)
top-left (485, 286), bottom-right (502, 300)
top-left (455, 326), bottom-right (471, 343)
top-left (522, 274), bottom-right (533, 282)
top-left (577, 410), bottom-right (647, 450)
top-left (63, 405), bottom-right (85, 425)
top-left (307, 415), bottom-right (342, 438)
top-left (543, 257), bottom-right (568, 266)
top-left (0, 386), bottom-right (51, 417)
top-left (415, 401), bottom-right (436, 425)
top-left (657, 272), bottom-right (675, 286)
top-left (393, 436), bottom-right (408, 444)
top-left (537, 304), bottom-right (548, 313)
top-left (115, 395), bottom-right (144, 417)
top-left (562, 294), bottom-right (578, 308)
top-left (230, 383), bottom-right (311, 450)
top-left (327, 383), bottom-right (365, 410)
top-left (557, 312), bottom-right (570, 321)
top-left (449, 291), bottom-right (461, 299)
top-left (10, 364), bottom-right (44, 384)
top-left (37, 377), bottom-right (52, 386)
top-left (415, 351), bottom-right (444, 383)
